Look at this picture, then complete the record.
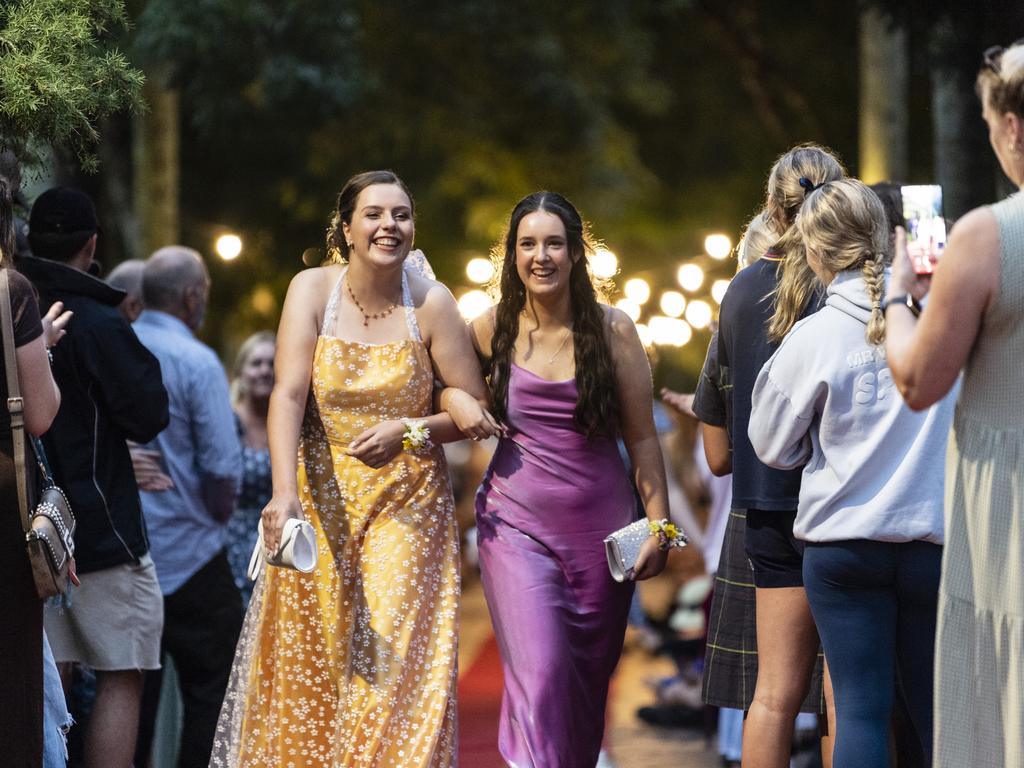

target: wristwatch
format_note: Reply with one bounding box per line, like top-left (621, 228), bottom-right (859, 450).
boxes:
top-left (882, 292), bottom-right (921, 317)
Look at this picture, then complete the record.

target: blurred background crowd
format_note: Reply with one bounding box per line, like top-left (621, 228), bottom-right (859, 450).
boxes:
top-left (2, 2), bottom-right (1024, 768)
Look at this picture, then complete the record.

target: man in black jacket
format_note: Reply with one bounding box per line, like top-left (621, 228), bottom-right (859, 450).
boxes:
top-left (19, 187), bottom-right (170, 768)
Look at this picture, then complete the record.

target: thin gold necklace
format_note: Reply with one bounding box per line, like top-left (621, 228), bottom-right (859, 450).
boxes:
top-left (546, 327), bottom-right (573, 364)
top-left (346, 277), bottom-right (398, 327)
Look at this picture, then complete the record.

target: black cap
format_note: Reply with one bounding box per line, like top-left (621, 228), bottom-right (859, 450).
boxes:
top-left (29, 187), bottom-right (100, 236)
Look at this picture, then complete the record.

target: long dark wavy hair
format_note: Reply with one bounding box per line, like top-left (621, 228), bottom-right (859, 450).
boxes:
top-left (0, 176), bottom-right (14, 265)
top-left (489, 191), bottom-right (620, 439)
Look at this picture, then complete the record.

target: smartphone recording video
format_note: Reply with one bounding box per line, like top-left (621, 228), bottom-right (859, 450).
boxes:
top-left (901, 185), bottom-right (946, 275)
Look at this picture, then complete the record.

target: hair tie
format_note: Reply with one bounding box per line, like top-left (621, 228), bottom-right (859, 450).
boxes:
top-left (798, 177), bottom-right (823, 196)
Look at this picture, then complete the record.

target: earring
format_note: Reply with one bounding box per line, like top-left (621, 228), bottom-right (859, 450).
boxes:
top-left (346, 241), bottom-right (353, 248)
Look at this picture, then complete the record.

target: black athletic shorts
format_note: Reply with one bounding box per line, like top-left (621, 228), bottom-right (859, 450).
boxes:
top-left (744, 509), bottom-right (805, 588)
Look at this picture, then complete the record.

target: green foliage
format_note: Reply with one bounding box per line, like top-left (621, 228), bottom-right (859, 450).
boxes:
top-left (127, 0), bottom-right (862, 372)
top-left (132, 0), bottom-right (363, 133)
top-left (0, 0), bottom-right (144, 172)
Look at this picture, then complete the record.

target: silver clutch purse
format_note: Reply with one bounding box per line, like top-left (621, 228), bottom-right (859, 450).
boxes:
top-left (247, 518), bottom-right (318, 580)
top-left (605, 519), bottom-right (651, 582)
top-left (604, 518), bottom-right (688, 582)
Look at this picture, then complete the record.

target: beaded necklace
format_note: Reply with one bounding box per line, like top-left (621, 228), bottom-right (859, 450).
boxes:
top-left (345, 277), bottom-right (399, 327)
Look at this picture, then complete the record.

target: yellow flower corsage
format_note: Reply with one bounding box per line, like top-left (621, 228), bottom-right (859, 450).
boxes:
top-left (648, 519), bottom-right (688, 551)
top-left (401, 418), bottom-right (432, 452)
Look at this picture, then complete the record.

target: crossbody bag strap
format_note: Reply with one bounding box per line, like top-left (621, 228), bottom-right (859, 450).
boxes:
top-left (0, 268), bottom-right (31, 534)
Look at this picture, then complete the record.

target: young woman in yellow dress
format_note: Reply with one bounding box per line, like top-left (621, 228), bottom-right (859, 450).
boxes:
top-left (210, 170), bottom-right (497, 767)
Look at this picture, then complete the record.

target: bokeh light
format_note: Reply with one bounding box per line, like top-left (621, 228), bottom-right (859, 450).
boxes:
top-left (215, 233), bottom-right (242, 261)
top-left (457, 289), bottom-right (492, 320)
top-left (704, 233), bottom-right (733, 260)
top-left (659, 290), bottom-right (686, 318)
top-left (676, 263), bottom-right (704, 292)
top-left (648, 315), bottom-right (692, 347)
top-left (685, 299), bottom-right (713, 329)
top-left (712, 279), bottom-right (731, 304)
top-left (465, 257), bottom-right (495, 284)
top-left (615, 298), bottom-right (642, 322)
top-left (590, 249), bottom-right (619, 279)
top-left (623, 277), bottom-right (651, 305)
top-left (251, 285), bottom-right (276, 315)
top-left (635, 322), bottom-right (653, 347)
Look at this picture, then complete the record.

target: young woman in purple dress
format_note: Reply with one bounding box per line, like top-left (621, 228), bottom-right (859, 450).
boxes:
top-left (445, 191), bottom-right (675, 767)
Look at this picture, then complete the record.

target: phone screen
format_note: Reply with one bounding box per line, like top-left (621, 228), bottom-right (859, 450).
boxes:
top-left (901, 185), bottom-right (946, 275)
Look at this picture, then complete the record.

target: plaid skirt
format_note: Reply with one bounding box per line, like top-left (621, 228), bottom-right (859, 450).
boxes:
top-left (702, 508), bottom-right (825, 713)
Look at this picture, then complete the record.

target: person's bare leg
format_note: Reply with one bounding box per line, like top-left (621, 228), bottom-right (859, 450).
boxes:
top-left (57, 662), bottom-right (74, 695)
top-left (820, 659), bottom-right (835, 768)
top-left (741, 586), bottom-right (820, 768)
top-left (85, 669), bottom-right (144, 768)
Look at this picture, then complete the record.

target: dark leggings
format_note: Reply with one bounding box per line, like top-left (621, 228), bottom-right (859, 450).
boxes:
top-left (803, 539), bottom-right (941, 768)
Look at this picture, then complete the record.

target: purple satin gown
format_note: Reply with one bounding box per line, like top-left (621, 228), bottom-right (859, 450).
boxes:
top-left (475, 364), bottom-right (636, 767)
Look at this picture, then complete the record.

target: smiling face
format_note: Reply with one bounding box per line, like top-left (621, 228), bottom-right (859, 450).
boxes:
top-left (515, 210), bottom-right (578, 300)
top-left (342, 183), bottom-right (415, 268)
top-left (240, 340), bottom-right (275, 400)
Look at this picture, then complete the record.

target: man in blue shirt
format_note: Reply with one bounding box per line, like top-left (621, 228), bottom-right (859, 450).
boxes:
top-left (132, 246), bottom-right (243, 768)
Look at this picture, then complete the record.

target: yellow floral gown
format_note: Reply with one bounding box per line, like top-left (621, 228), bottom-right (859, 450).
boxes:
top-left (210, 269), bottom-right (459, 767)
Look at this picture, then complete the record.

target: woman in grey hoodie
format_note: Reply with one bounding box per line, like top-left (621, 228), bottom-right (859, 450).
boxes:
top-left (748, 179), bottom-right (956, 768)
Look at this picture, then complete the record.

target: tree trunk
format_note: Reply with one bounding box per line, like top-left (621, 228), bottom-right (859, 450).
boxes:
top-left (97, 113), bottom-right (138, 264)
top-left (929, 16), bottom-right (992, 220)
top-left (858, 8), bottom-right (908, 184)
top-left (132, 76), bottom-right (180, 256)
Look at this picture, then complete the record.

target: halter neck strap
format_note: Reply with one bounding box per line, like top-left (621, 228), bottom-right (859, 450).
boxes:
top-left (401, 270), bottom-right (422, 342)
top-left (321, 267), bottom-right (346, 336)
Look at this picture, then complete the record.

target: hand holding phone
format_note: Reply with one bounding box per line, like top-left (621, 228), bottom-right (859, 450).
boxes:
top-left (901, 185), bottom-right (946, 275)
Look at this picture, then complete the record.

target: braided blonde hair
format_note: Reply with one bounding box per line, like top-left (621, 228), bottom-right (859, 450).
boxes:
top-left (797, 179), bottom-right (891, 345)
top-left (764, 144), bottom-right (847, 343)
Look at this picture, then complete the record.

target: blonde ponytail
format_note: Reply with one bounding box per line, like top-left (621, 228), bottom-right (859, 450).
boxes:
top-left (767, 228), bottom-right (817, 343)
top-left (763, 144), bottom-right (846, 343)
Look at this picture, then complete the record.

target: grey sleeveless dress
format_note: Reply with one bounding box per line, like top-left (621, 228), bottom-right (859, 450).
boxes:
top-left (934, 190), bottom-right (1024, 768)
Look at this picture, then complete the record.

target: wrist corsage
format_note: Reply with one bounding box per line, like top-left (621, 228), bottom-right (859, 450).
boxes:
top-left (400, 418), bottom-right (432, 452)
top-left (648, 519), bottom-right (688, 551)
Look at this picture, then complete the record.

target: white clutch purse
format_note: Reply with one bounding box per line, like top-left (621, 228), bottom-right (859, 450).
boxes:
top-left (247, 518), bottom-right (318, 580)
top-left (604, 518), bottom-right (688, 582)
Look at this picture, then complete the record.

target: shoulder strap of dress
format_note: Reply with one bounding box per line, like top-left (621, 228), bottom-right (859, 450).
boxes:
top-left (321, 267), bottom-right (346, 336)
top-left (401, 270), bottom-right (422, 342)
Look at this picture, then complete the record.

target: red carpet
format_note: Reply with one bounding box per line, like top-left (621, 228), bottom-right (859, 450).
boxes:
top-left (457, 635), bottom-right (505, 767)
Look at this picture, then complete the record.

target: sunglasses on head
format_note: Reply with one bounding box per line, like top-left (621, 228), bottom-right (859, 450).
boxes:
top-left (983, 38), bottom-right (1024, 74)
